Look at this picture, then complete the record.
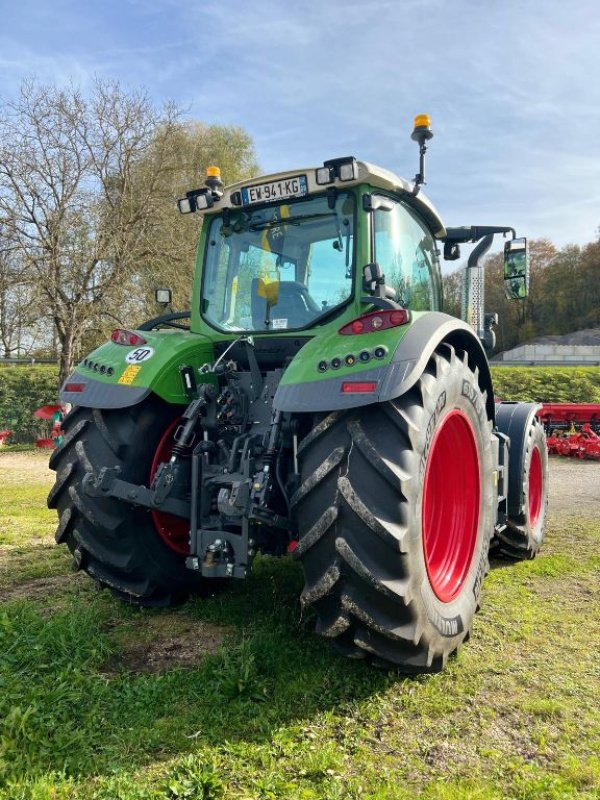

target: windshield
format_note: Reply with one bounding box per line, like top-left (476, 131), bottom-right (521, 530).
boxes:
top-left (201, 192), bottom-right (355, 332)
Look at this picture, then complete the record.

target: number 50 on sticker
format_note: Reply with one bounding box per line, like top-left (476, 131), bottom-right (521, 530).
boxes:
top-left (125, 347), bottom-right (155, 364)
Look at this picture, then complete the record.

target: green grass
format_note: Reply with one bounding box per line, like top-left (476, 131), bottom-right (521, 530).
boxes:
top-left (0, 445), bottom-right (39, 454)
top-left (0, 453), bottom-right (599, 800)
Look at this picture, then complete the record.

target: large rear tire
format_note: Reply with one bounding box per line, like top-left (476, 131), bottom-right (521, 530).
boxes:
top-left (48, 398), bottom-right (207, 606)
top-left (293, 345), bottom-right (496, 672)
top-left (496, 416), bottom-right (548, 560)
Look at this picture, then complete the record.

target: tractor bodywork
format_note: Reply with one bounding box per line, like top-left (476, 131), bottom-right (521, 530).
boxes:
top-left (50, 138), bottom-right (548, 670)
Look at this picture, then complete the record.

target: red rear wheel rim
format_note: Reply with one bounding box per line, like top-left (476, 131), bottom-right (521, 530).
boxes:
top-left (528, 446), bottom-right (543, 527)
top-left (149, 418), bottom-right (190, 556)
top-left (422, 410), bottom-right (481, 603)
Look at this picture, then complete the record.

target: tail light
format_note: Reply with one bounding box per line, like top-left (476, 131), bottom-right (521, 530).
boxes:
top-left (64, 383), bottom-right (85, 393)
top-left (341, 381), bottom-right (378, 393)
top-left (339, 308), bottom-right (410, 335)
top-left (111, 329), bottom-right (147, 346)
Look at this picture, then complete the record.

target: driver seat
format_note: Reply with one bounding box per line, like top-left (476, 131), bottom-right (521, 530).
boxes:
top-left (250, 279), bottom-right (319, 329)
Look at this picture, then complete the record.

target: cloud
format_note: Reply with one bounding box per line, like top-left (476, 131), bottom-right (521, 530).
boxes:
top-left (0, 0), bottom-right (599, 244)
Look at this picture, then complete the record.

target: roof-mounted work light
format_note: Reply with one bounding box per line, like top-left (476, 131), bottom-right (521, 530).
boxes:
top-left (177, 189), bottom-right (214, 214)
top-left (177, 166), bottom-right (223, 214)
top-left (316, 157), bottom-right (358, 185)
top-left (316, 165), bottom-right (335, 185)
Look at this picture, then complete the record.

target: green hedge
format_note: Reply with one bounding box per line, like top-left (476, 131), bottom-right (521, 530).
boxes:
top-left (0, 365), bottom-right (60, 444)
top-left (0, 364), bottom-right (598, 443)
top-left (491, 366), bottom-right (600, 403)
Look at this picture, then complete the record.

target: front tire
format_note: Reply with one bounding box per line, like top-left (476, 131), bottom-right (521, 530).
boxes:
top-left (293, 345), bottom-right (496, 671)
top-left (48, 398), bottom-right (206, 606)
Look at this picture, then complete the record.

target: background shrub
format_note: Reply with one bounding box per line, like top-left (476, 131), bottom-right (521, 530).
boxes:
top-left (0, 366), bottom-right (60, 444)
top-left (491, 366), bottom-right (600, 403)
top-left (0, 365), bottom-right (598, 444)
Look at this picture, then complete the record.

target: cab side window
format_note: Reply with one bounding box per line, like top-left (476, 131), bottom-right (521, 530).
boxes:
top-left (373, 199), bottom-right (440, 311)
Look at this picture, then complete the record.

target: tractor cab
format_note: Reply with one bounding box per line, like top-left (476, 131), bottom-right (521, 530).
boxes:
top-left (180, 156), bottom-right (446, 343)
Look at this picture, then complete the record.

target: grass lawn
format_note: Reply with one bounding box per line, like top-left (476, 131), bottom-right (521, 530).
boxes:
top-left (0, 452), bottom-right (598, 800)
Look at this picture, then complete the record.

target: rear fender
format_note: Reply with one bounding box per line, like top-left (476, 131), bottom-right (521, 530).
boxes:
top-left (274, 312), bottom-right (496, 421)
top-left (495, 402), bottom-right (542, 517)
top-left (59, 330), bottom-right (216, 409)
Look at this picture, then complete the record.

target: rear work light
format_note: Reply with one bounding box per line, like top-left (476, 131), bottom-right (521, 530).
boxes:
top-left (316, 156), bottom-right (358, 185)
top-left (316, 165), bottom-right (334, 185)
top-left (111, 329), bottom-right (147, 347)
top-left (341, 381), bottom-right (378, 393)
top-left (339, 308), bottom-right (410, 335)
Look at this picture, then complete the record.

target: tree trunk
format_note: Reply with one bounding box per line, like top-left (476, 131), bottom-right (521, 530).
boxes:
top-left (58, 330), bottom-right (77, 389)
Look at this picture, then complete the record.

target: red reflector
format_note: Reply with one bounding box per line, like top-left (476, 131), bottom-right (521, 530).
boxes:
top-left (64, 383), bottom-right (85, 393)
top-left (339, 308), bottom-right (410, 335)
top-left (111, 328), bottom-right (147, 346)
top-left (341, 381), bottom-right (378, 393)
top-left (287, 540), bottom-right (298, 553)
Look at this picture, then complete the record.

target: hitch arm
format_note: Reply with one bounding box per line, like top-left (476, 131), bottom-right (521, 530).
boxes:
top-left (82, 467), bottom-right (191, 519)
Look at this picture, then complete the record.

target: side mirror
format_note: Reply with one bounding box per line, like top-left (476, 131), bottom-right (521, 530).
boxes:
top-left (503, 237), bottom-right (529, 299)
top-left (481, 313), bottom-right (498, 352)
top-left (443, 241), bottom-right (461, 261)
top-left (362, 262), bottom-right (396, 300)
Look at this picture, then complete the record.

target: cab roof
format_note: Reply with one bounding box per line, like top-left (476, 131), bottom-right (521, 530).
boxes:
top-left (204, 159), bottom-right (447, 239)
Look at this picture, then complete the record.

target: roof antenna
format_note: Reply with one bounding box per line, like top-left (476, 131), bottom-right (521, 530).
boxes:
top-left (411, 114), bottom-right (433, 196)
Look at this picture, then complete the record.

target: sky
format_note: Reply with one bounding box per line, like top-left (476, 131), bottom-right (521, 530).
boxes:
top-left (1, 0), bottom-right (599, 251)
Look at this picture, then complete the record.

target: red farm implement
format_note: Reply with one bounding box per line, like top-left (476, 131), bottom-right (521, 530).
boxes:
top-left (33, 404), bottom-right (66, 448)
top-left (539, 404), bottom-right (600, 460)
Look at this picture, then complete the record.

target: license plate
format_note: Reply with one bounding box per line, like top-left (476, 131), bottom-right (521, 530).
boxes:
top-left (240, 175), bottom-right (308, 206)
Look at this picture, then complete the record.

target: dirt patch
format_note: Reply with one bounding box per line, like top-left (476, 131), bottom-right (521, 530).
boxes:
top-left (0, 451), bottom-right (54, 486)
top-left (530, 574), bottom-right (597, 603)
top-left (483, 713), bottom-right (554, 767)
top-left (0, 573), bottom-right (87, 603)
top-left (547, 457), bottom-right (600, 520)
top-left (103, 615), bottom-right (229, 675)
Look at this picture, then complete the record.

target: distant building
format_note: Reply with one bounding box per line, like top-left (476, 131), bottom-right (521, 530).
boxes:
top-left (494, 329), bottom-right (600, 365)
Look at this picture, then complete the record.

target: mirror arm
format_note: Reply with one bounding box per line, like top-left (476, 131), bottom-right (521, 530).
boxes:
top-left (467, 234), bottom-right (494, 269)
top-left (445, 226), bottom-right (516, 244)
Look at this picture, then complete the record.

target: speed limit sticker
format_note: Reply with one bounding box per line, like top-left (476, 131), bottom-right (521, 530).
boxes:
top-left (125, 346), bottom-right (155, 364)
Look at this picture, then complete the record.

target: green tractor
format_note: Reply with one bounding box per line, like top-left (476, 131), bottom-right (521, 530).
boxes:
top-left (48, 115), bottom-right (548, 672)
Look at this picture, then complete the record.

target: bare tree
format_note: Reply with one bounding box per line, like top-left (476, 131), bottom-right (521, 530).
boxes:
top-left (0, 229), bottom-right (47, 358)
top-left (441, 268), bottom-right (463, 319)
top-left (127, 121), bottom-right (259, 318)
top-left (0, 79), bottom-right (181, 384)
